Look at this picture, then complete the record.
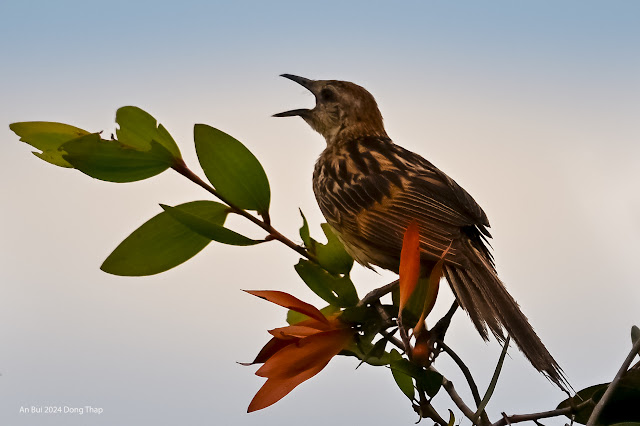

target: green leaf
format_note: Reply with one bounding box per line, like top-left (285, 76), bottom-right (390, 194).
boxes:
top-left (388, 347), bottom-right (442, 399)
top-left (61, 134), bottom-right (174, 182)
top-left (389, 349), bottom-right (415, 401)
top-left (194, 124), bottom-right (270, 214)
top-left (10, 121), bottom-right (90, 167)
top-left (447, 410), bottom-right (455, 426)
top-left (632, 325), bottom-right (640, 345)
top-left (160, 204), bottom-right (262, 246)
top-left (419, 370), bottom-right (443, 398)
top-left (473, 336), bottom-right (510, 424)
top-left (392, 277), bottom-right (429, 327)
top-left (101, 200), bottom-right (228, 276)
top-left (294, 259), bottom-right (359, 308)
top-left (557, 370), bottom-right (640, 425)
top-left (115, 106), bottom-right (181, 159)
top-left (314, 223), bottom-right (353, 274)
top-left (338, 305), bottom-right (377, 325)
top-left (299, 210), bottom-right (312, 249)
top-left (343, 334), bottom-right (392, 368)
top-left (286, 305), bottom-right (339, 325)
top-left (558, 383), bottom-right (608, 424)
top-left (358, 337), bottom-right (391, 367)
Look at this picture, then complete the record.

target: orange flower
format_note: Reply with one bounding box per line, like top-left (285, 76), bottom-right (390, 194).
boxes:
top-left (398, 221), bottom-right (451, 335)
top-left (243, 290), bottom-right (354, 412)
top-left (398, 220), bottom-right (421, 314)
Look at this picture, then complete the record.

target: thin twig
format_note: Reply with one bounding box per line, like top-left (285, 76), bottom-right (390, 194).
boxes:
top-left (586, 336), bottom-right (640, 426)
top-left (172, 160), bottom-right (316, 262)
top-left (417, 391), bottom-right (447, 426)
top-left (471, 337), bottom-right (510, 425)
top-left (358, 279), bottom-right (399, 307)
top-left (373, 301), bottom-right (393, 324)
top-left (439, 342), bottom-right (482, 408)
top-left (379, 329), bottom-right (405, 352)
top-left (493, 399), bottom-right (594, 426)
top-left (398, 318), bottom-right (413, 358)
top-left (441, 376), bottom-right (478, 421)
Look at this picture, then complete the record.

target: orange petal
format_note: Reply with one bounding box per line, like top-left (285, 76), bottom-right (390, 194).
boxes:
top-left (412, 329), bottom-right (431, 366)
top-left (424, 243), bottom-right (451, 316)
top-left (255, 329), bottom-right (353, 380)
top-left (268, 325), bottom-right (325, 339)
top-left (247, 359), bottom-right (327, 412)
top-left (289, 317), bottom-right (335, 331)
top-left (239, 337), bottom-right (293, 366)
top-left (399, 220), bottom-right (421, 313)
top-left (414, 242), bottom-right (451, 335)
top-left (244, 290), bottom-right (329, 325)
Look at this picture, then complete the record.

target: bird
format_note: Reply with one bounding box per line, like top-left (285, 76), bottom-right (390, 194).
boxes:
top-left (274, 74), bottom-right (570, 391)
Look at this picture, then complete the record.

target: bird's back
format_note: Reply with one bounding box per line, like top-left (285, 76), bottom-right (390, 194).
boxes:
top-left (313, 135), bottom-right (491, 272)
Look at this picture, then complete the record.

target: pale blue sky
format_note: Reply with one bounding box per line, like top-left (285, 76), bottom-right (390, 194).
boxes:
top-left (2, 1), bottom-right (639, 425)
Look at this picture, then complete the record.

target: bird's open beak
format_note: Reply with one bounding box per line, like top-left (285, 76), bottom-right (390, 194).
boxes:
top-left (273, 74), bottom-right (316, 118)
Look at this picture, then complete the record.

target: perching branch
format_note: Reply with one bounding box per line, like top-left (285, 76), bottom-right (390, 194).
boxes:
top-left (492, 398), bottom-right (595, 426)
top-left (416, 391), bottom-right (448, 426)
top-left (441, 375), bottom-right (478, 421)
top-left (358, 279), bottom-right (399, 307)
top-left (439, 341), bottom-right (482, 408)
top-left (172, 160), bottom-right (316, 263)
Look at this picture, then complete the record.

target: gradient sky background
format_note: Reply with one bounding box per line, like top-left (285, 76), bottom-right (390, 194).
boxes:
top-left (2, 1), bottom-right (639, 425)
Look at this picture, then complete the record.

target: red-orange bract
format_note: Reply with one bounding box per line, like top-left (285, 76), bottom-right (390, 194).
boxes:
top-left (398, 220), bottom-right (421, 314)
top-left (243, 290), bottom-right (354, 412)
top-left (414, 242), bottom-right (452, 335)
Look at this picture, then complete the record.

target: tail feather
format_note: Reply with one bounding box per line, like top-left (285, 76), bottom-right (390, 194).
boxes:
top-left (443, 239), bottom-right (571, 392)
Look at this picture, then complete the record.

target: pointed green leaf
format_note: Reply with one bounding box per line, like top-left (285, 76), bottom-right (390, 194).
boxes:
top-left (419, 369), bottom-right (443, 398)
top-left (359, 337), bottom-right (391, 367)
top-left (299, 209), bottom-right (312, 249)
top-left (472, 336), bottom-right (510, 424)
top-left (315, 223), bottom-right (353, 274)
top-left (447, 410), bottom-right (455, 426)
top-left (115, 106), bottom-right (181, 159)
top-left (160, 204), bottom-right (262, 246)
top-left (10, 121), bottom-right (90, 167)
top-left (632, 326), bottom-right (640, 345)
top-left (101, 200), bottom-right (228, 276)
top-left (389, 349), bottom-right (415, 401)
top-left (393, 276), bottom-right (429, 327)
top-left (338, 305), bottom-right (376, 325)
top-left (61, 134), bottom-right (174, 182)
top-left (389, 349), bottom-right (441, 399)
top-left (194, 124), bottom-right (270, 214)
top-left (344, 334), bottom-right (392, 368)
top-left (286, 305), bottom-right (339, 325)
top-left (294, 259), bottom-right (359, 308)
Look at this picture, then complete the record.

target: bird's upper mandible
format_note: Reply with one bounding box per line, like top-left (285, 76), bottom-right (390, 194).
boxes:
top-left (273, 74), bottom-right (388, 146)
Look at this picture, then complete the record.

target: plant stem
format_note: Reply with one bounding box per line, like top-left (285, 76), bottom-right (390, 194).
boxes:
top-left (172, 160), bottom-right (316, 263)
top-left (357, 279), bottom-right (399, 307)
top-left (441, 376), bottom-right (478, 421)
top-left (439, 342), bottom-right (482, 408)
top-left (417, 391), bottom-right (447, 425)
top-left (493, 399), bottom-right (595, 426)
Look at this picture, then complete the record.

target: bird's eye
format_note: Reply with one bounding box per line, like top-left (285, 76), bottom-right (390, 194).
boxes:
top-left (320, 88), bottom-right (336, 102)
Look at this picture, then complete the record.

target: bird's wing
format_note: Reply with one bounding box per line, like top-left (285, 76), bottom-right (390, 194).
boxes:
top-left (315, 138), bottom-right (491, 269)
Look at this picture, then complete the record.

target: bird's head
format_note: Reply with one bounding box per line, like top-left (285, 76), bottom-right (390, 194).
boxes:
top-left (274, 74), bottom-right (387, 145)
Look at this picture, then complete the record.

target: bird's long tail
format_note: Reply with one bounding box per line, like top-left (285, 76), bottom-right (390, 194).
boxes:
top-left (443, 238), bottom-right (571, 392)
